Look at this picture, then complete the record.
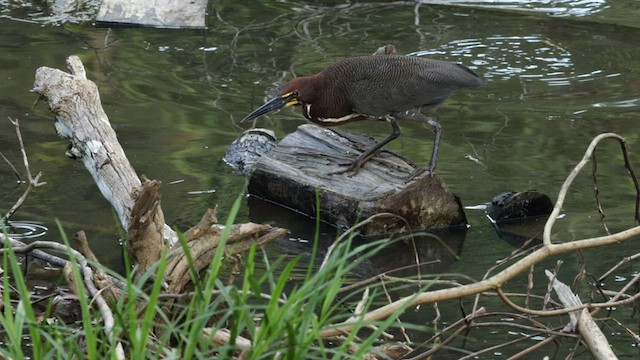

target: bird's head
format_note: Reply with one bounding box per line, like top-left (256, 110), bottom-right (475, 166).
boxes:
top-left (241, 77), bottom-right (314, 123)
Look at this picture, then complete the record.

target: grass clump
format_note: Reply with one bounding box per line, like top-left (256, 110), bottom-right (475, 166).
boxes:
top-left (0, 198), bottom-right (419, 359)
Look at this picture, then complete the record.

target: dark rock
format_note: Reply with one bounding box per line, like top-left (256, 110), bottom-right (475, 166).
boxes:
top-left (487, 190), bottom-right (553, 223)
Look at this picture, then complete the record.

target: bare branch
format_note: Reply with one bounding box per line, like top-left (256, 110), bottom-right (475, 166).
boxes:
top-left (598, 252), bottom-right (640, 282)
top-left (321, 221), bottom-right (640, 338)
top-left (2, 118), bottom-right (46, 223)
top-left (544, 133), bottom-right (634, 245)
top-left (4, 238), bottom-right (125, 360)
top-left (545, 270), bottom-right (617, 360)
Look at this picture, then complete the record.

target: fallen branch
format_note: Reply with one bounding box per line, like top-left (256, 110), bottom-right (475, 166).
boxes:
top-left (2, 239), bottom-right (125, 360)
top-left (32, 56), bottom-right (177, 245)
top-left (31, 56), bottom-right (289, 354)
top-left (546, 270), bottom-right (617, 360)
top-left (321, 133), bottom-right (640, 339)
top-left (62, 250), bottom-right (125, 360)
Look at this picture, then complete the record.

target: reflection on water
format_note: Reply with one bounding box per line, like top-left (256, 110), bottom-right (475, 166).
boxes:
top-left (250, 196), bottom-right (466, 279)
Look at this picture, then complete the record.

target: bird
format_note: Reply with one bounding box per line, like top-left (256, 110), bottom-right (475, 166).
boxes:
top-left (242, 53), bottom-right (482, 178)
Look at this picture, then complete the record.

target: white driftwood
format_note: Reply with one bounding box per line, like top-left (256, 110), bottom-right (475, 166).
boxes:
top-left (96, 0), bottom-right (207, 29)
top-left (32, 55), bottom-right (288, 291)
top-left (32, 55), bottom-right (178, 245)
top-left (545, 270), bottom-right (617, 360)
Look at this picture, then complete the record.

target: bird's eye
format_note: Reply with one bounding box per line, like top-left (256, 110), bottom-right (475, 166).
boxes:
top-left (293, 90), bottom-right (300, 97)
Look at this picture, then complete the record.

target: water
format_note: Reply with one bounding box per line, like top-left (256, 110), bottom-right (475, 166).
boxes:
top-left (1, 0), bottom-right (640, 357)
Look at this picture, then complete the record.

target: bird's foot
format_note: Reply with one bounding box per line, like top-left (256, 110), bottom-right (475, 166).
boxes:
top-left (328, 159), bottom-right (364, 177)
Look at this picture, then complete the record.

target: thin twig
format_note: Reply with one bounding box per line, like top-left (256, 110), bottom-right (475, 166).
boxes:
top-left (471, 242), bottom-right (537, 314)
top-left (2, 118), bottom-right (46, 223)
top-left (473, 322), bottom-right (576, 339)
top-left (598, 253), bottom-right (640, 282)
top-left (380, 279), bottom-right (409, 342)
top-left (458, 330), bottom-right (548, 360)
top-left (397, 307), bottom-right (485, 359)
top-left (609, 317), bottom-right (640, 344)
top-left (506, 335), bottom-right (558, 360)
top-left (617, 139), bottom-right (640, 223)
top-left (496, 286), bottom-right (640, 316)
top-left (543, 261), bottom-right (562, 311)
top-left (337, 260), bottom-right (451, 293)
top-left (405, 318), bottom-right (473, 359)
top-left (591, 150), bottom-right (611, 234)
top-left (0, 151), bottom-right (23, 182)
top-left (0, 238), bottom-right (125, 359)
top-left (591, 271), bottom-right (640, 317)
top-left (525, 265), bottom-right (534, 309)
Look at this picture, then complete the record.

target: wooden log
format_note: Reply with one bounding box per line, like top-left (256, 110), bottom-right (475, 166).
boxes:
top-left (33, 56), bottom-right (289, 296)
top-left (33, 56), bottom-right (153, 235)
top-left (96, 0), bottom-right (208, 29)
top-left (248, 124), bottom-right (466, 235)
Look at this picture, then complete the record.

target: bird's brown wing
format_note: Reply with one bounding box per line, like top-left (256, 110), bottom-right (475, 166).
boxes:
top-left (330, 55), bottom-right (481, 117)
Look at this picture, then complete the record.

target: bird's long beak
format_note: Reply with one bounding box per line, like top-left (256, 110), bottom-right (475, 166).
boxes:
top-left (241, 92), bottom-right (300, 123)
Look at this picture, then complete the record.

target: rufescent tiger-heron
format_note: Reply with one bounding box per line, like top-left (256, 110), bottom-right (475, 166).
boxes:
top-left (242, 54), bottom-right (482, 178)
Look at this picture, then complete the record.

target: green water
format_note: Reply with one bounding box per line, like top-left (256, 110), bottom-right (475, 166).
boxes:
top-left (1, 0), bottom-right (640, 357)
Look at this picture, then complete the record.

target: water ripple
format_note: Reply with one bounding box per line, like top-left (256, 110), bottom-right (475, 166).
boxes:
top-left (593, 98), bottom-right (640, 108)
top-left (410, 35), bottom-right (615, 86)
top-left (419, 0), bottom-right (609, 17)
top-left (2, 221), bottom-right (48, 239)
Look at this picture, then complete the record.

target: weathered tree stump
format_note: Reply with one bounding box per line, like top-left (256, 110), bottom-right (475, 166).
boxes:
top-left (247, 124), bottom-right (467, 235)
top-left (32, 55), bottom-right (289, 294)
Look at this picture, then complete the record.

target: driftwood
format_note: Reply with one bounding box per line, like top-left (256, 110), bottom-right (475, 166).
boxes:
top-left (32, 55), bottom-right (289, 295)
top-left (247, 124), bottom-right (466, 235)
top-left (96, 0), bottom-right (207, 29)
top-left (545, 270), bottom-right (617, 360)
top-left (32, 56), bottom-right (160, 239)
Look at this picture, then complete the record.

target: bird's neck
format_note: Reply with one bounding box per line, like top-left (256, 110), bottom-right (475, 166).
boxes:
top-left (301, 73), bottom-right (354, 122)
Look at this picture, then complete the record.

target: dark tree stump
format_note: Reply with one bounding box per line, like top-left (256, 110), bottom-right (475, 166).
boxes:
top-left (247, 124), bottom-right (466, 235)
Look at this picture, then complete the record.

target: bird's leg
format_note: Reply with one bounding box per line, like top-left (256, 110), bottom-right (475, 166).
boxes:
top-left (404, 113), bottom-right (442, 181)
top-left (330, 116), bottom-right (401, 176)
top-left (425, 115), bottom-right (442, 173)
